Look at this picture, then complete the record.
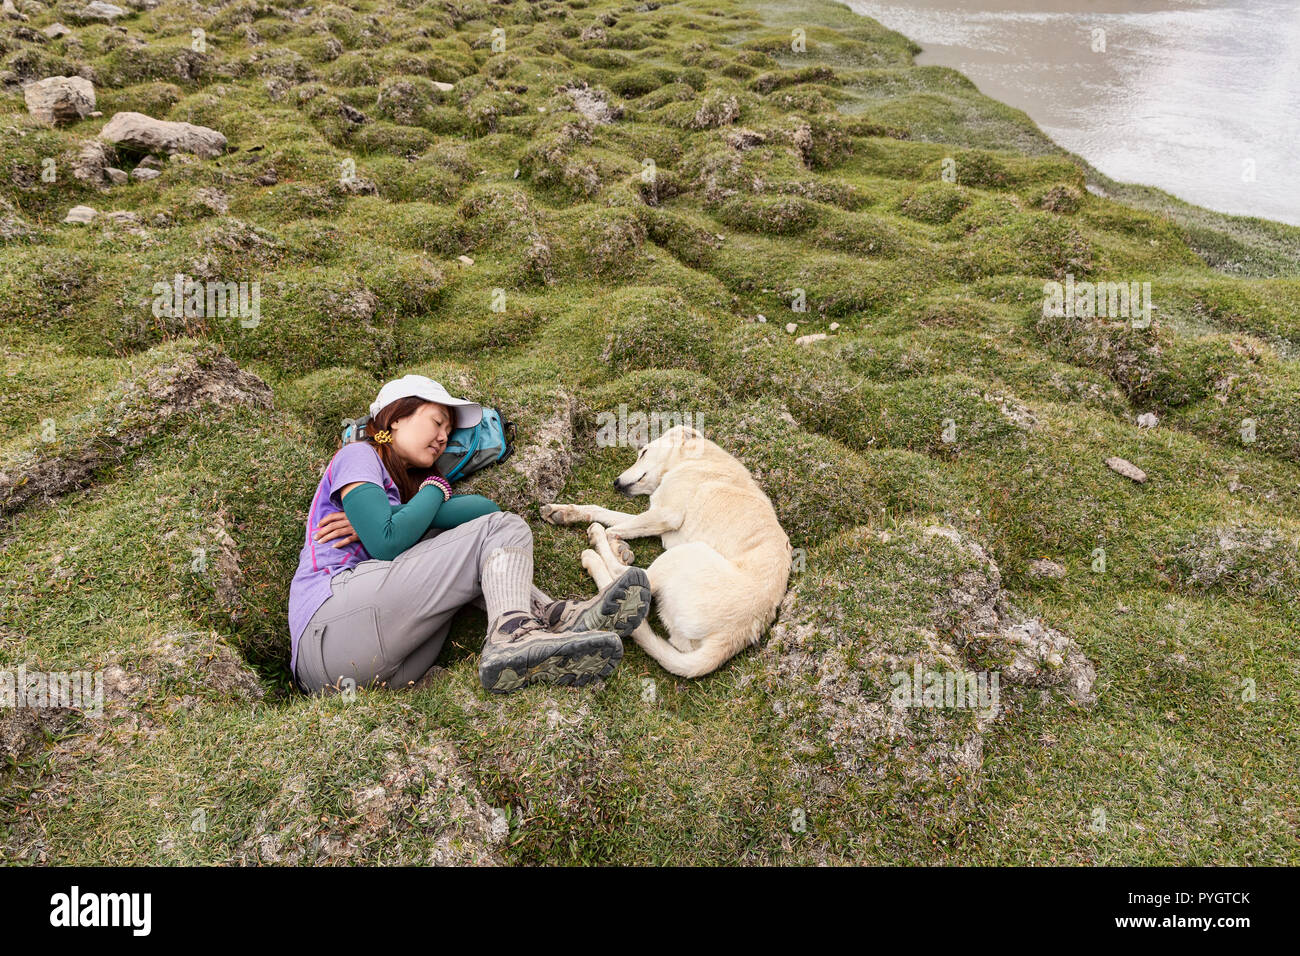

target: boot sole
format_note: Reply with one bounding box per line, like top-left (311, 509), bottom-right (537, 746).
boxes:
top-left (570, 567), bottom-right (651, 638)
top-left (480, 630), bottom-right (623, 694)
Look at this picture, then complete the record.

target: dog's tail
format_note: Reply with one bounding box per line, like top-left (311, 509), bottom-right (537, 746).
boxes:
top-left (627, 619), bottom-right (745, 679)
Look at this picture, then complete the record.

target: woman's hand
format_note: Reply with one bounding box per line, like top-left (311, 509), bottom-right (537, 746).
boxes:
top-left (314, 510), bottom-right (359, 548)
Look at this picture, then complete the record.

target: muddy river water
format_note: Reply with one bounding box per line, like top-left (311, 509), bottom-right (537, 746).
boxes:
top-left (844, 0), bottom-right (1300, 225)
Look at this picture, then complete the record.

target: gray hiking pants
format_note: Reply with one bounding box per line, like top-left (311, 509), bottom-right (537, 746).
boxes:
top-left (293, 510), bottom-right (532, 694)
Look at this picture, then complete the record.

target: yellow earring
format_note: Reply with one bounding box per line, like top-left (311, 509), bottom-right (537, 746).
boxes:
top-left (372, 429), bottom-right (392, 444)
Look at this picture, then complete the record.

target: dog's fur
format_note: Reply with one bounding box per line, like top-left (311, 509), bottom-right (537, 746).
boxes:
top-left (541, 425), bottom-right (791, 677)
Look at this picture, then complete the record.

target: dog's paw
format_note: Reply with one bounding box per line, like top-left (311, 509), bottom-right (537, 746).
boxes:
top-left (588, 522), bottom-right (635, 565)
top-left (608, 533), bottom-right (635, 565)
top-left (579, 548), bottom-right (602, 579)
top-left (540, 503), bottom-right (580, 525)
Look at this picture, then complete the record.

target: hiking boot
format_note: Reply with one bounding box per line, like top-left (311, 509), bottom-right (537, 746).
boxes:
top-left (479, 612), bottom-right (623, 694)
top-left (532, 567), bottom-right (651, 639)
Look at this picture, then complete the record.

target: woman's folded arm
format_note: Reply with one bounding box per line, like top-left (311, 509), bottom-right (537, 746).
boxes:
top-left (339, 481), bottom-right (447, 560)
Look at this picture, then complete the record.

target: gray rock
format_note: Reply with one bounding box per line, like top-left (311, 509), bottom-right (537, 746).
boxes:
top-left (1105, 456), bottom-right (1147, 483)
top-left (63, 205), bottom-right (97, 224)
top-left (23, 75), bottom-right (96, 125)
top-left (72, 139), bottom-right (112, 185)
top-left (72, 2), bottom-right (127, 22)
top-left (339, 176), bottom-right (377, 195)
top-left (130, 166), bottom-right (160, 181)
top-left (104, 166), bottom-right (128, 185)
top-left (99, 111), bottom-right (227, 159)
top-left (42, 22), bottom-right (71, 38)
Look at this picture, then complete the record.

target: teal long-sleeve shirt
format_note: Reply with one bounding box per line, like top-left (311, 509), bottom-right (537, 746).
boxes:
top-left (340, 482), bottom-right (501, 561)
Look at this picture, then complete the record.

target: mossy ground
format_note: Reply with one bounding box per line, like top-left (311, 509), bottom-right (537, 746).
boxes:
top-left (1, 0), bottom-right (1297, 864)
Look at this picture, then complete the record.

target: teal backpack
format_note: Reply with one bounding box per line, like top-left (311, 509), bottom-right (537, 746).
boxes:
top-left (341, 406), bottom-right (516, 482)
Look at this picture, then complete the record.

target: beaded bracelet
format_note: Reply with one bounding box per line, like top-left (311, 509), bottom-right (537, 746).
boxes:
top-left (420, 474), bottom-right (452, 499)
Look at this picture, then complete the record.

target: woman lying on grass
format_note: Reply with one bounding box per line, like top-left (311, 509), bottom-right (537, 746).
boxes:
top-left (287, 374), bottom-right (651, 695)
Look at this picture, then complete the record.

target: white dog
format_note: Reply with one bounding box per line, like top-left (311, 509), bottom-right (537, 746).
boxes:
top-left (540, 425), bottom-right (791, 677)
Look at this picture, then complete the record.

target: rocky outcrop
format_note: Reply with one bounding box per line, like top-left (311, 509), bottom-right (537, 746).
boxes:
top-left (1167, 524), bottom-right (1300, 599)
top-left (761, 521), bottom-right (1096, 817)
top-left (563, 83), bottom-right (621, 125)
top-left (0, 343), bottom-right (273, 516)
top-left (691, 92), bottom-right (740, 129)
top-left (507, 390), bottom-right (576, 505)
top-left (235, 730), bottom-right (505, 866)
top-left (919, 525), bottom-right (1096, 705)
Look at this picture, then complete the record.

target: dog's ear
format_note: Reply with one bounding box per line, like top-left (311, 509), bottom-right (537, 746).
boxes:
top-left (678, 425), bottom-right (705, 457)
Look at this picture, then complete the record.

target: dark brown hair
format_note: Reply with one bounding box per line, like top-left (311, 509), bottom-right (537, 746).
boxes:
top-left (354, 396), bottom-right (450, 503)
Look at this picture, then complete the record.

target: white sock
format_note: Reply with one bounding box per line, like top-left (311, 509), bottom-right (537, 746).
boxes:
top-left (481, 546), bottom-right (533, 627)
top-left (473, 586), bottom-right (552, 613)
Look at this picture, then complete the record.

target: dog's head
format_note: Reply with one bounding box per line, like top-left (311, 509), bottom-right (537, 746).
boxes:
top-left (613, 425), bottom-right (706, 496)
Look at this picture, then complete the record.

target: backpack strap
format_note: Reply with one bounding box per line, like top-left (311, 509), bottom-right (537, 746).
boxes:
top-left (445, 425), bottom-right (482, 481)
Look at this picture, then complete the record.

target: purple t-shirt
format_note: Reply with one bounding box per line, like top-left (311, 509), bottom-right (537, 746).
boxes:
top-left (287, 443), bottom-right (401, 673)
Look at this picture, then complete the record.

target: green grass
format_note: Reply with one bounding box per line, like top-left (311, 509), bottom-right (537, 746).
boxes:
top-left (1, 0), bottom-right (1296, 865)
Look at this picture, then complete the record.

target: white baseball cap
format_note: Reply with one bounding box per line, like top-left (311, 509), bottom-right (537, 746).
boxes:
top-left (370, 374), bottom-right (483, 429)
